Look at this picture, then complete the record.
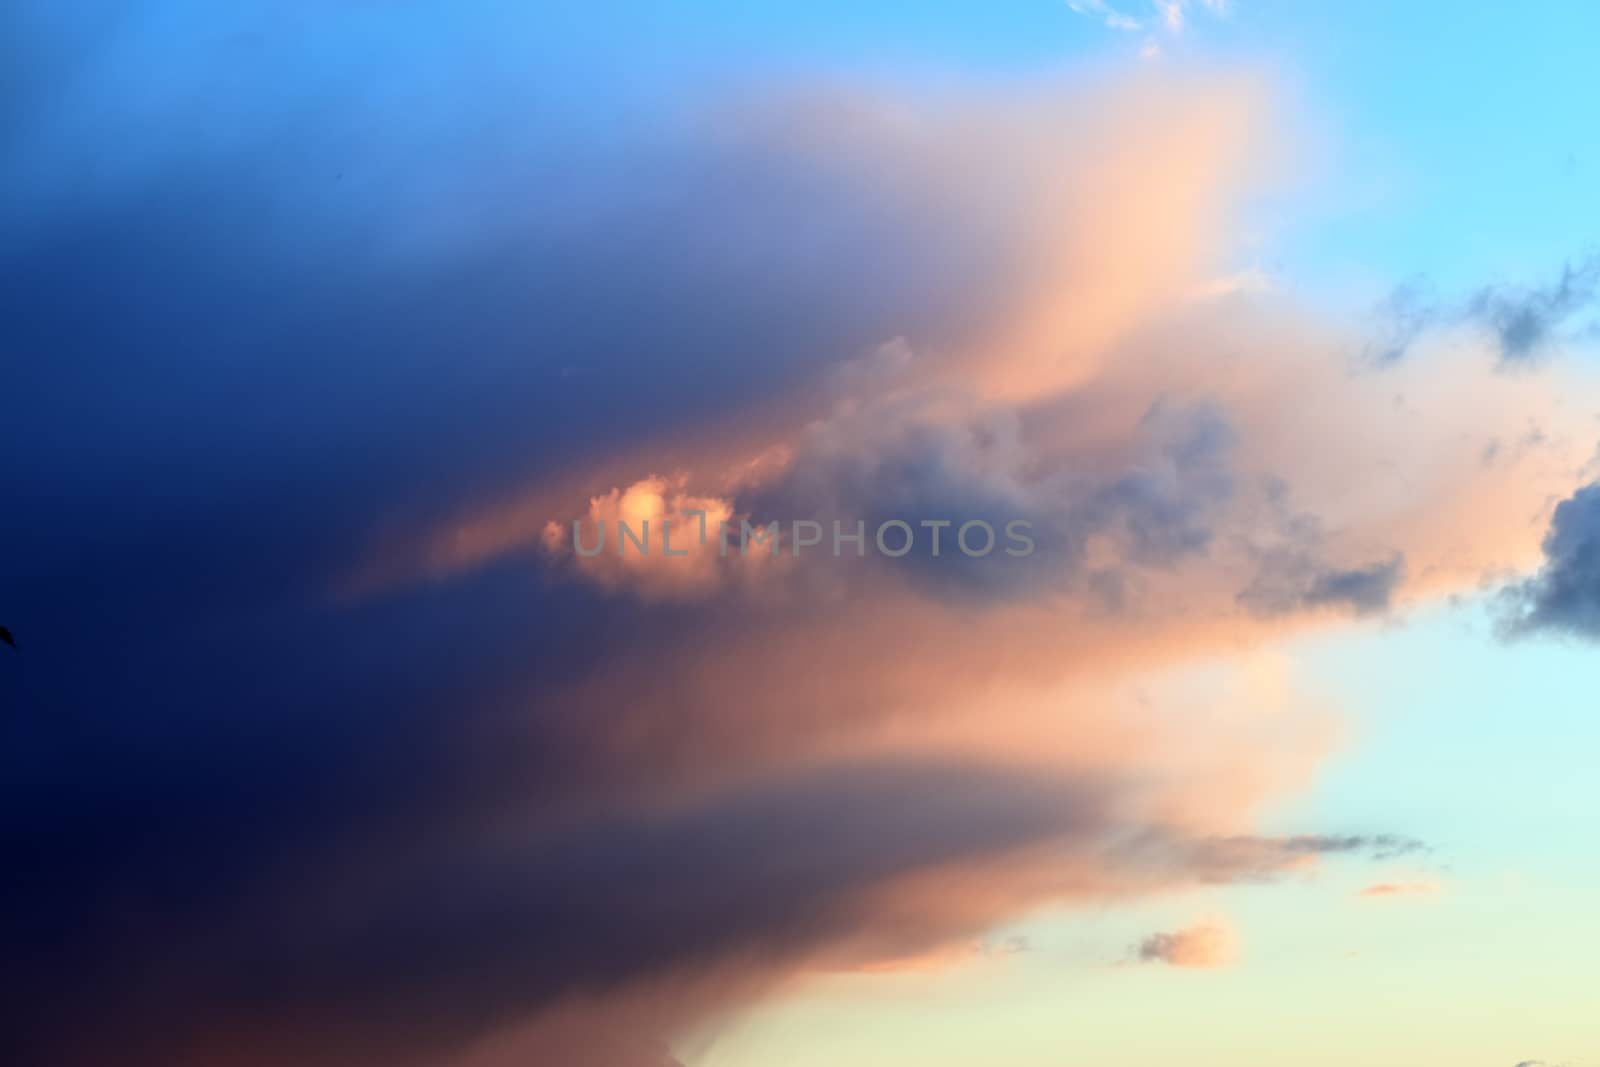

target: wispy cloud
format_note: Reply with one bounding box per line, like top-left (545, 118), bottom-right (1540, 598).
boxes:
top-left (1066, 0), bottom-right (1232, 42)
top-left (1358, 881), bottom-right (1440, 898)
top-left (1469, 256), bottom-right (1600, 362)
top-left (1067, 0), bottom-right (1145, 32)
top-left (1368, 254), bottom-right (1600, 365)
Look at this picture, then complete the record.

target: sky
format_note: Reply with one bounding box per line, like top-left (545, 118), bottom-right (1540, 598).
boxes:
top-left (2, 3), bottom-right (1598, 1066)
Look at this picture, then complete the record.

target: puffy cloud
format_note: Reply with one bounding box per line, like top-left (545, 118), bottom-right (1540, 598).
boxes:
top-left (541, 476), bottom-right (753, 601)
top-left (1504, 481), bottom-right (1600, 637)
top-left (1133, 921), bottom-right (1237, 968)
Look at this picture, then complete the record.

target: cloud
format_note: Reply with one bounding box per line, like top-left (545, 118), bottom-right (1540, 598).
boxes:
top-left (1133, 921), bottom-right (1237, 968)
top-left (1358, 881), bottom-right (1439, 898)
top-left (1236, 484), bottom-right (1406, 618)
top-left (1364, 277), bottom-right (1440, 366)
top-left (1132, 833), bottom-right (1430, 884)
top-left (1469, 255), bottom-right (1600, 363)
top-left (0, 8), bottom-right (1585, 1065)
top-left (1504, 481), bottom-right (1600, 638)
top-left (1066, 1), bottom-right (1228, 36)
top-left (1242, 551), bottom-right (1405, 618)
top-left (540, 475), bottom-right (751, 601)
top-left (1067, 0), bottom-right (1145, 32)
top-left (206, 761), bottom-right (1117, 1060)
top-left (1368, 255), bottom-right (1600, 366)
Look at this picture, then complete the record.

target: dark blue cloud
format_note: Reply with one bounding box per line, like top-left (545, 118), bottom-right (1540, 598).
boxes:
top-left (1504, 480), bottom-right (1600, 638)
top-left (0, 7), bottom-right (1433, 1064)
top-left (0, 5), bottom-right (1048, 1062)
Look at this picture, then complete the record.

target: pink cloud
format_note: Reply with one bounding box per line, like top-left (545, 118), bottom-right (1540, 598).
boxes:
top-left (1134, 921), bottom-right (1238, 969)
top-left (1358, 881), bottom-right (1441, 899)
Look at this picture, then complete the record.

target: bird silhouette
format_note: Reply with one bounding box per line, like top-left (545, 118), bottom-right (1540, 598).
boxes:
top-left (0, 626), bottom-right (14, 650)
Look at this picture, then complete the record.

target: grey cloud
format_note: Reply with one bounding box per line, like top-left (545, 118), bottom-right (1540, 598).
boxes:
top-left (1131, 925), bottom-right (1229, 967)
top-left (1369, 254), bottom-right (1600, 366)
top-left (1121, 832), bottom-right (1431, 884)
top-left (1364, 276), bottom-right (1439, 366)
top-left (1300, 557), bottom-right (1406, 614)
top-left (1238, 485), bottom-right (1404, 618)
top-left (1280, 833), bottom-right (1429, 861)
top-left (1087, 401), bottom-right (1236, 565)
top-left (1469, 255), bottom-right (1600, 362)
top-left (739, 386), bottom-right (1235, 603)
top-left (1135, 930), bottom-right (1185, 963)
top-left (1504, 480), bottom-right (1600, 638)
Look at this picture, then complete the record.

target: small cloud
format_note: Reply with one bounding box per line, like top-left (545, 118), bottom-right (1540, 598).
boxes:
top-left (1301, 556), bottom-right (1406, 615)
top-left (985, 934), bottom-right (1032, 956)
top-left (1358, 880), bottom-right (1439, 899)
top-left (1152, 0), bottom-right (1233, 34)
top-left (1066, 1), bottom-right (1230, 54)
top-left (1503, 480), bottom-right (1600, 639)
top-left (1364, 277), bottom-right (1439, 366)
top-left (1133, 921), bottom-right (1237, 968)
top-left (1468, 255), bottom-right (1600, 363)
top-left (1372, 254), bottom-right (1600, 367)
top-left (1066, 0), bottom-right (1145, 31)
top-left (1189, 266), bottom-right (1275, 300)
top-left (1153, 832), bottom-right (1431, 885)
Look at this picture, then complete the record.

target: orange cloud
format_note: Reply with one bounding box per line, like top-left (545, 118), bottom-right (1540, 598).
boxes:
top-left (314, 68), bottom-right (1595, 1063)
top-left (539, 474), bottom-right (769, 601)
top-left (1134, 920), bottom-right (1238, 968)
top-left (384, 80), bottom-right (1594, 624)
top-left (1358, 881), bottom-right (1441, 899)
